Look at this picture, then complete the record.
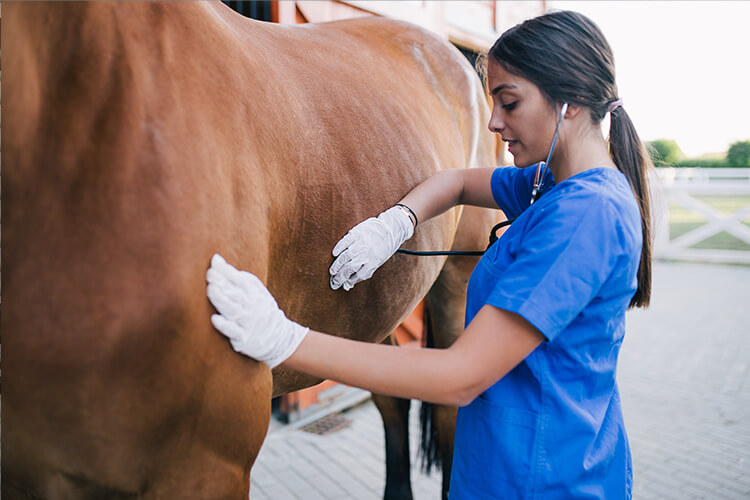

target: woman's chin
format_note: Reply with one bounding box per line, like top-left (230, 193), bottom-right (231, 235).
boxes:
top-left (511, 156), bottom-right (537, 169)
top-left (508, 149), bottom-right (542, 168)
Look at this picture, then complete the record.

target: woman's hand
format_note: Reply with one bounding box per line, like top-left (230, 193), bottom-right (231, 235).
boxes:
top-left (329, 206), bottom-right (415, 291)
top-left (206, 254), bottom-right (309, 369)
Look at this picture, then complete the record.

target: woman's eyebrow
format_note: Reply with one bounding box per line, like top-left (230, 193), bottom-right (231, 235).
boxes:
top-left (490, 83), bottom-right (518, 96)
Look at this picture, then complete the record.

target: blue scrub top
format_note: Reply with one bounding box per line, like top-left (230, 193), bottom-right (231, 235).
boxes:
top-left (449, 166), bottom-right (641, 500)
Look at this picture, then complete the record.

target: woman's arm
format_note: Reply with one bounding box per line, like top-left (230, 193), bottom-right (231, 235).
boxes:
top-left (285, 304), bottom-right (545, 406)
top-left (398, 166), bottom-right (499, 226)
top-left (208, 254), bottom-right (544, 405)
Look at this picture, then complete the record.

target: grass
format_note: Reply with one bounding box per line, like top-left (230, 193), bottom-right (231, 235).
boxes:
top-left (668, 196), bottom-right (750, 251)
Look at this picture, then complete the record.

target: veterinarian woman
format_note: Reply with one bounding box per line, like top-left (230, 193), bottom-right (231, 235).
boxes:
top-left (207, 10), bottom-right (651, 499)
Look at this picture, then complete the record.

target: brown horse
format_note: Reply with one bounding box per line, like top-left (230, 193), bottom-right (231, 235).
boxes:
top-left (2, 2), bottom-right (498, 498)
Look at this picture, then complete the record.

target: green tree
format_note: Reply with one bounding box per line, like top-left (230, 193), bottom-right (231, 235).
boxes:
top-left (726, 140), bottom-right (750, 167)
top-left (646, 139), bottom-right (685, 166)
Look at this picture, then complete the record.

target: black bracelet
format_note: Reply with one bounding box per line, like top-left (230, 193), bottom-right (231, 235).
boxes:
top-left (395, 203), bottom-right (418, 227)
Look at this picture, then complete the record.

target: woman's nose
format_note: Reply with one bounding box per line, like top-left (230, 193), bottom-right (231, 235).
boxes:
top-left (488, 113), bottom-right (505, 134)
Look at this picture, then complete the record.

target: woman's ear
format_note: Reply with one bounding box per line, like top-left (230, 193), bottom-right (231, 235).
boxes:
top-left (563, 103), bottom-right (585, 120)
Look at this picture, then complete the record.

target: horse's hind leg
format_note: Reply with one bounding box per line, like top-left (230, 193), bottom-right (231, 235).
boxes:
top-left (372, 390), bottom-right (413, 500)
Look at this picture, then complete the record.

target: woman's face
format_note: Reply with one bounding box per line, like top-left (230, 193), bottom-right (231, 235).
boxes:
top-left (487, 58), bottom-right (559, 168)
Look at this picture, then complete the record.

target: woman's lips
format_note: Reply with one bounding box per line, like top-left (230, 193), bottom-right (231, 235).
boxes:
top-left (506, 139), bottom-right (518, 154)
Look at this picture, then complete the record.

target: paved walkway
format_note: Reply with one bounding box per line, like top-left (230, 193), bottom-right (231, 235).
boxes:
top-left (250, 262), bottom-right (750, 499)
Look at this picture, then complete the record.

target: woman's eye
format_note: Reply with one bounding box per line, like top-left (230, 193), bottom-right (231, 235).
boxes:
top-left (502, 101), bottom-right (518, 111)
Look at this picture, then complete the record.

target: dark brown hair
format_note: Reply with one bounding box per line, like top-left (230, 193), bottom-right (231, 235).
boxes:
top-left (488, 10), bottom-right (651, 308)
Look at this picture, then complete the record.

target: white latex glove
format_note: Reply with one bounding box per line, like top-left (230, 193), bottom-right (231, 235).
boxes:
top-left (329, 205), bottom-right (415, 291)
top-left (206, 254), bottom-right (309, 369)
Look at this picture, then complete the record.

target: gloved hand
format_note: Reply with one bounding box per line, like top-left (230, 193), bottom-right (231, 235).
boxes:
top-left (206, 254), bottom-right (309, 369)
top-left (329, 205), bottom-right (415, 291)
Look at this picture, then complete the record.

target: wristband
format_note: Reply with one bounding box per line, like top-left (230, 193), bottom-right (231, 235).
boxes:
top-left (395, 203), bottom-right (418, 228)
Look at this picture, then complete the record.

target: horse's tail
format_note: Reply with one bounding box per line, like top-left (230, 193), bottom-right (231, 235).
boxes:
top-left (419, 303), bottom-right (443, 473)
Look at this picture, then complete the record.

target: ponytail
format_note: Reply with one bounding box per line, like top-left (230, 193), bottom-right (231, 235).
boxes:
top-left (609, 107), bottom-right (652, 308)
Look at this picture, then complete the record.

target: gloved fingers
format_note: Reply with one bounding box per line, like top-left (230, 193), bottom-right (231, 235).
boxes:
top-left (206, 264), bottom-right (231, 292)
top-left (209, 255), bottom-right (273, 308)
top-left (341, 272), bottom-right (361, 290)
top-left (211, 313), bottom-right (247, 345)
top-left (209, 255), bottom-right (265, 304)
top-left (341, 265), bottom-right (374, 291)
top-left (212, 313), bottom-right (273, 360)
top-left (330, 270), bottom-right (351, 291)
top-left (330, 276), bottom-right (342, 290)
top-left (207, 266), bottom-right (239, 296)
top-left (331, 259), bottom-right (366, 290)
top-left (332, 231), bottom-right (357, 257)
top-left (329, 248), bottom-right (353, 276)
top-left (207, 282), bottom-right (248, 321)
top-left (357, 265), bottom-right (376, 282)
top-left (210, 253), bottom-right (230, 271)
top-left (209, 254), bottom-right (247, 289)
top-left (331, 242), bottom-right (372, 275)
top-left (331, 272), bottom-right (359, 291)
top-left (207, 268), bottom-right (253, 308)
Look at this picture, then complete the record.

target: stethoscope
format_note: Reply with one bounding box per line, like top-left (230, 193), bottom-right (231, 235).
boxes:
top-left (397, 102), bottom-right (568, 257)
top-left (530, 102), bottom-right (568, 205)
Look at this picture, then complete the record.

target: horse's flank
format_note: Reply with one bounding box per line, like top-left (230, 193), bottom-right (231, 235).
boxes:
top-left (2, 2), bottom-right (496, 498)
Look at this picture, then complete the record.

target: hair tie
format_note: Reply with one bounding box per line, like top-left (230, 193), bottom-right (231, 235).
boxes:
top-left (608, 98), bottom-right (623, 113)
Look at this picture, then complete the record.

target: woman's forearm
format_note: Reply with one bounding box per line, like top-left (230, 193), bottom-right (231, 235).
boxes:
top-left (284, 330), bottom-right (473, 406)
top-left (283, 305), bottom-right (544, 407)
top-left (397, 167), bottom-right (498, 226)
top-left (397, 169), bottom-right (464, 227)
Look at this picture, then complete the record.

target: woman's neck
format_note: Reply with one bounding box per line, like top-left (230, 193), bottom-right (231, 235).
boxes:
top-left (548, 119), bottom-right (616, 183)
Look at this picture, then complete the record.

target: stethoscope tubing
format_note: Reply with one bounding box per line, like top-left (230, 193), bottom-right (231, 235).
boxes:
top-left (530, 102), bottom-right (568, 205)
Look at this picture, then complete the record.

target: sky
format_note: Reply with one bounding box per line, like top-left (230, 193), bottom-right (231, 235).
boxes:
top-left (547, 1), bottom-right (750, 158)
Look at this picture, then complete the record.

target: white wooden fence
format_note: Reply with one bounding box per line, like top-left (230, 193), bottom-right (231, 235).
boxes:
top-left (651, 168), bottom-right (750, 264)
